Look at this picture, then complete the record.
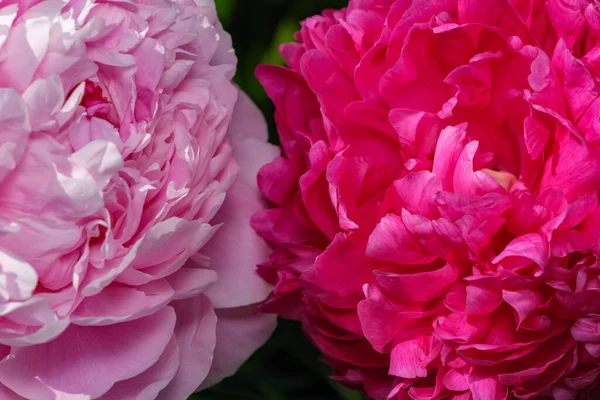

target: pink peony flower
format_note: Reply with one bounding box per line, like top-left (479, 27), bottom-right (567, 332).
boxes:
top-left (254, 0), bottom-right (600, 399)
top-left (0, 0), bottom-right (278, 398)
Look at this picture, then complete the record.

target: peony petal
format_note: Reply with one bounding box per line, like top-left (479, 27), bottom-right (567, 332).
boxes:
top-left (303, 233), bottom-right (381, 310)
top-left (299, 141), bottom-right (340, 239)
top-left (0, 296), bottom-right (70, 347)
top-left (435, 191), bottom-right (511, 222)
top-left (89, 219), bottom-right (217, 293)
top-left (165, 267), bottom-right (218, 300)
top-left (0, 5), bottom-right (18, 51)
top-left (0, 249), bottom-right (37, 302)
top-left (501, 289), bottom-right (544, 327)
top-left (257, 156), bottom-right (300, 206)
top-left (0, 307), bottom-right (176, 399)
top-left (21, 76), bottom-right (64, 130)
top-left (571, 316), bottom-right (600, 344)
top-left (201, 181), bottom-right (273, 308)
top-left (374, 263), bottom-right (460, 303)
top-left (367, 213), bottom-right (437, 265)
top-left (300, 49), bottom-right (360, 126)
top-left (453, 141), bottom-right (502, 197)
top-left (71, 280), bottom-right (175, 326)
top-left (158, 295), bottom-right (217, 399)
top-left (197, 305), bottom-right (276, 389)
top-left (493, 233), bottom-right (549, 268)
top-left (70, 140), bottom-right (123, 190)
top-left (523, 116), bottom-right (550, 160)
top-left (389, 335), bottom-right (438, 379)
top-left (254, 64), bottom-right (323, 151)
top-left (101, 337), bottom-right (179, 400)
top-left (0, 88), bottom-right (29, 182)
top-left (432, 124), bottom-right (468, 191)
top-left (0, 384), bottom-right (25, 400)
top-left (546, 0), bottom-right (588, 38)
top-left (465, 285), bottom-right (503, 315)
top-left (389, 109), bottom-right (441, 157)
top-left (443, 369), bottom-right (469, 392)
top-left (227, 88), bottom-right (280, 191)
top-left (391, 171), bottom-right (442, 217)
top-left (458, 0), bottom-right (535, 43)
top-left (468, 374), bottom-right (507, 400)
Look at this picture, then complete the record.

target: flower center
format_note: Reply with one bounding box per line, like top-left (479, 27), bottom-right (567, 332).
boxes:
top-left (81, 81), bottom-right (112, 120)
top-left (481, 168), bottom-right (517, 191)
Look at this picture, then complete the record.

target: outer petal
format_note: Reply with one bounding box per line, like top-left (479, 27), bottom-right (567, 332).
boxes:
top-left (227, 89), bottom-right (280, 190)
top-left (100, 337), bottom-right (179, 400)
top-left (197, 305), bottom-right (277, 390)
top-left (0, 307), bottom-right (176, 399)
top-left (202, 89), bottom-right (277, 308)
top-left (158, 295), bottom-right (218, 400)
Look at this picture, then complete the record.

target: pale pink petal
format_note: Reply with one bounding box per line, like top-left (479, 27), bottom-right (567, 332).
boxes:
top-left (198, 305), bottom-right (277, 389)
top-left (0, 384), bottom-right (25, 400)
top-left (158, 295), bottom-right (218, 399)
top-left (201, 182), bottom-right (273, 308)
top-left (227, 89), bottom-right (279, 191)
top-left (21, 76), bottom-right (64, 130)
top-left (0, 249), bottom-right (37, 302)
top-left (0, 307), bottom-right (176, 399)
top-left (70, 280), bottom-right (175, 325)
top-left (101, 337), bottom-right (179, 400)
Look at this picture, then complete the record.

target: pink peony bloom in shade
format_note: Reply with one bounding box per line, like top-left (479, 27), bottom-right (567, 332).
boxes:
top-left (0, 0), bottom-right (278, 398)
top-left (253, 0), bottom-right (600, 399)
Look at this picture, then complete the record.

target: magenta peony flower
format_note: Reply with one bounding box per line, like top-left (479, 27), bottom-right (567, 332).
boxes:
top-left (0, 0), bottom-right (277, 398)
top-left (254, 0), bottom-right (600, 399)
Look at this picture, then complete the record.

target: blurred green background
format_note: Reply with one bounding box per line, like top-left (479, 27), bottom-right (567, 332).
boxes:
top-left (190, 1), bottom-right (366, 399)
